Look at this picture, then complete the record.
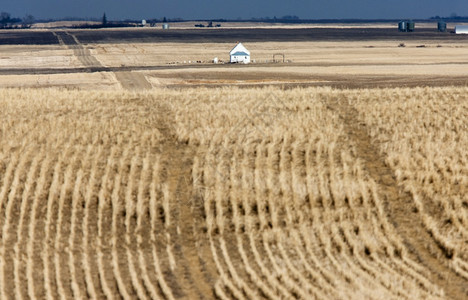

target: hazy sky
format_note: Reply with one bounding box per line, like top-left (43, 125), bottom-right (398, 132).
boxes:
top-left (2, 0), bottom-right (467, 20)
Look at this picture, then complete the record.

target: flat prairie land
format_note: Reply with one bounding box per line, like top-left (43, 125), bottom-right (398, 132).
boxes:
top-left (0, 27), bottom-right (467, 299)
top-left (1, 28), bottom-right (468, 89)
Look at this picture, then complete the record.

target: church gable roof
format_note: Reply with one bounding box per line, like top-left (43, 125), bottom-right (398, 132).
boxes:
top-left (231, 51), bottom-right (249, 56)
top-left (230, 43), bottom-right (250, 56)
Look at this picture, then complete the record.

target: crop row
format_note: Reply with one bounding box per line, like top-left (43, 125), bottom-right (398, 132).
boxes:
top-left (0, 87), bottom-right (464, 299)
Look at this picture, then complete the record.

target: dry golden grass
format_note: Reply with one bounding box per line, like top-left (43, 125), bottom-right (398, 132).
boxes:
top-left (0, 72), bottom-right (119, 90)
top-left (0, 45), bottom-right (80, 69)
top-left (0, 86), bottom-right (466, 299)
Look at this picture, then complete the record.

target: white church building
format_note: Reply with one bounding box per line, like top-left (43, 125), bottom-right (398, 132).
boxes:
top-left (230, 43), bottom-right (250, 64)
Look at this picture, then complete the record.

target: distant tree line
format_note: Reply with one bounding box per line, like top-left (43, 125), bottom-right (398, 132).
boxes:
top-left (0, 12), bottom-right (35, 29)
top-left (6, 11), bottom-right (468, 30)
top-left (71, 13), bottom-right (133, 29)
top-left (251, 15), bottom-right (300, 21)
top-left (430, 14), bottom-right (468, 22)
top-left (71, 15), bottom-right (188, 29)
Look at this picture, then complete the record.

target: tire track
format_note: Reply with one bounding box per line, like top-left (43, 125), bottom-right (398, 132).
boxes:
top-left (157, 103), bottom-right (219, 299)
top-left (54, 31), bottom-right (102, 68)
top-left (114, 72), bottom-right (152, 90)
top-left (54, 31), bottom-right (152, 90)
top-left (326, 96), bottom-right (468, 299)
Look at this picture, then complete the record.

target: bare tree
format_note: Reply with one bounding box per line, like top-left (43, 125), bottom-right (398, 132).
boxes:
top-left (0, 12), bottom-right (10, 22)
top-left (23, 14), bottom-right (35, 28)
top-left (0, 12), bottom-right (11, 29)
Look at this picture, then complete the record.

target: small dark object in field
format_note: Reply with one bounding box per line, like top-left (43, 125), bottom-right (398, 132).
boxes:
top-left (398, 43), bottom-right (406, 47)
top-left (416, 45), bottom-right (426, 48)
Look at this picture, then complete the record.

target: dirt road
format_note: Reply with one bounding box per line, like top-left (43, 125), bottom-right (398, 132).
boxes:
top-left (114, 72), bottom-right (152, 90)
top-left (54, 31), bottom-right (153, 90)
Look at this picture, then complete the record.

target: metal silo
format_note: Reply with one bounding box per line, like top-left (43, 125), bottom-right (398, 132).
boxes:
top-left (162, 23), bottom-right (170, 29)
top-left (438, 21), bottom-right (447, 32)
top-left (406, 21), bottom-right (415, 32)
top-left (398, 21), bottom-right (407, 32)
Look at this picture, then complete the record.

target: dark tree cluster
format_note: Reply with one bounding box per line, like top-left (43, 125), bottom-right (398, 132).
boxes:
top-left (0, 12), bottom-right (34, 29)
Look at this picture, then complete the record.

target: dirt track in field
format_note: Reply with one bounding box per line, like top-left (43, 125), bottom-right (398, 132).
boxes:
top-left (114, 72), bottom-right (152, 90)
top-left (326, 97), bottom-right (468, 299)
top-left (55, 31), bottom-right (153, 90)
top-left (53, 31), bottom-right (103, 68)
top-left (156, 104), bottom-right (218, 299)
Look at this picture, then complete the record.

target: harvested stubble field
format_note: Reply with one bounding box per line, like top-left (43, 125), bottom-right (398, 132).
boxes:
top-left (0, 86), bottom-right (467, 299)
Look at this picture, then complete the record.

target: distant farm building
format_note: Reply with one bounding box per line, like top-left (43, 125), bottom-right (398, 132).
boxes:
top-left (230, 43), bottom-right (250, 64)
top-left (437, 21), bottom-right (447, 32)
top-left (398, 21), bottom-right (415, 32)
top-left (455, 25), bottom-right (468, 34)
